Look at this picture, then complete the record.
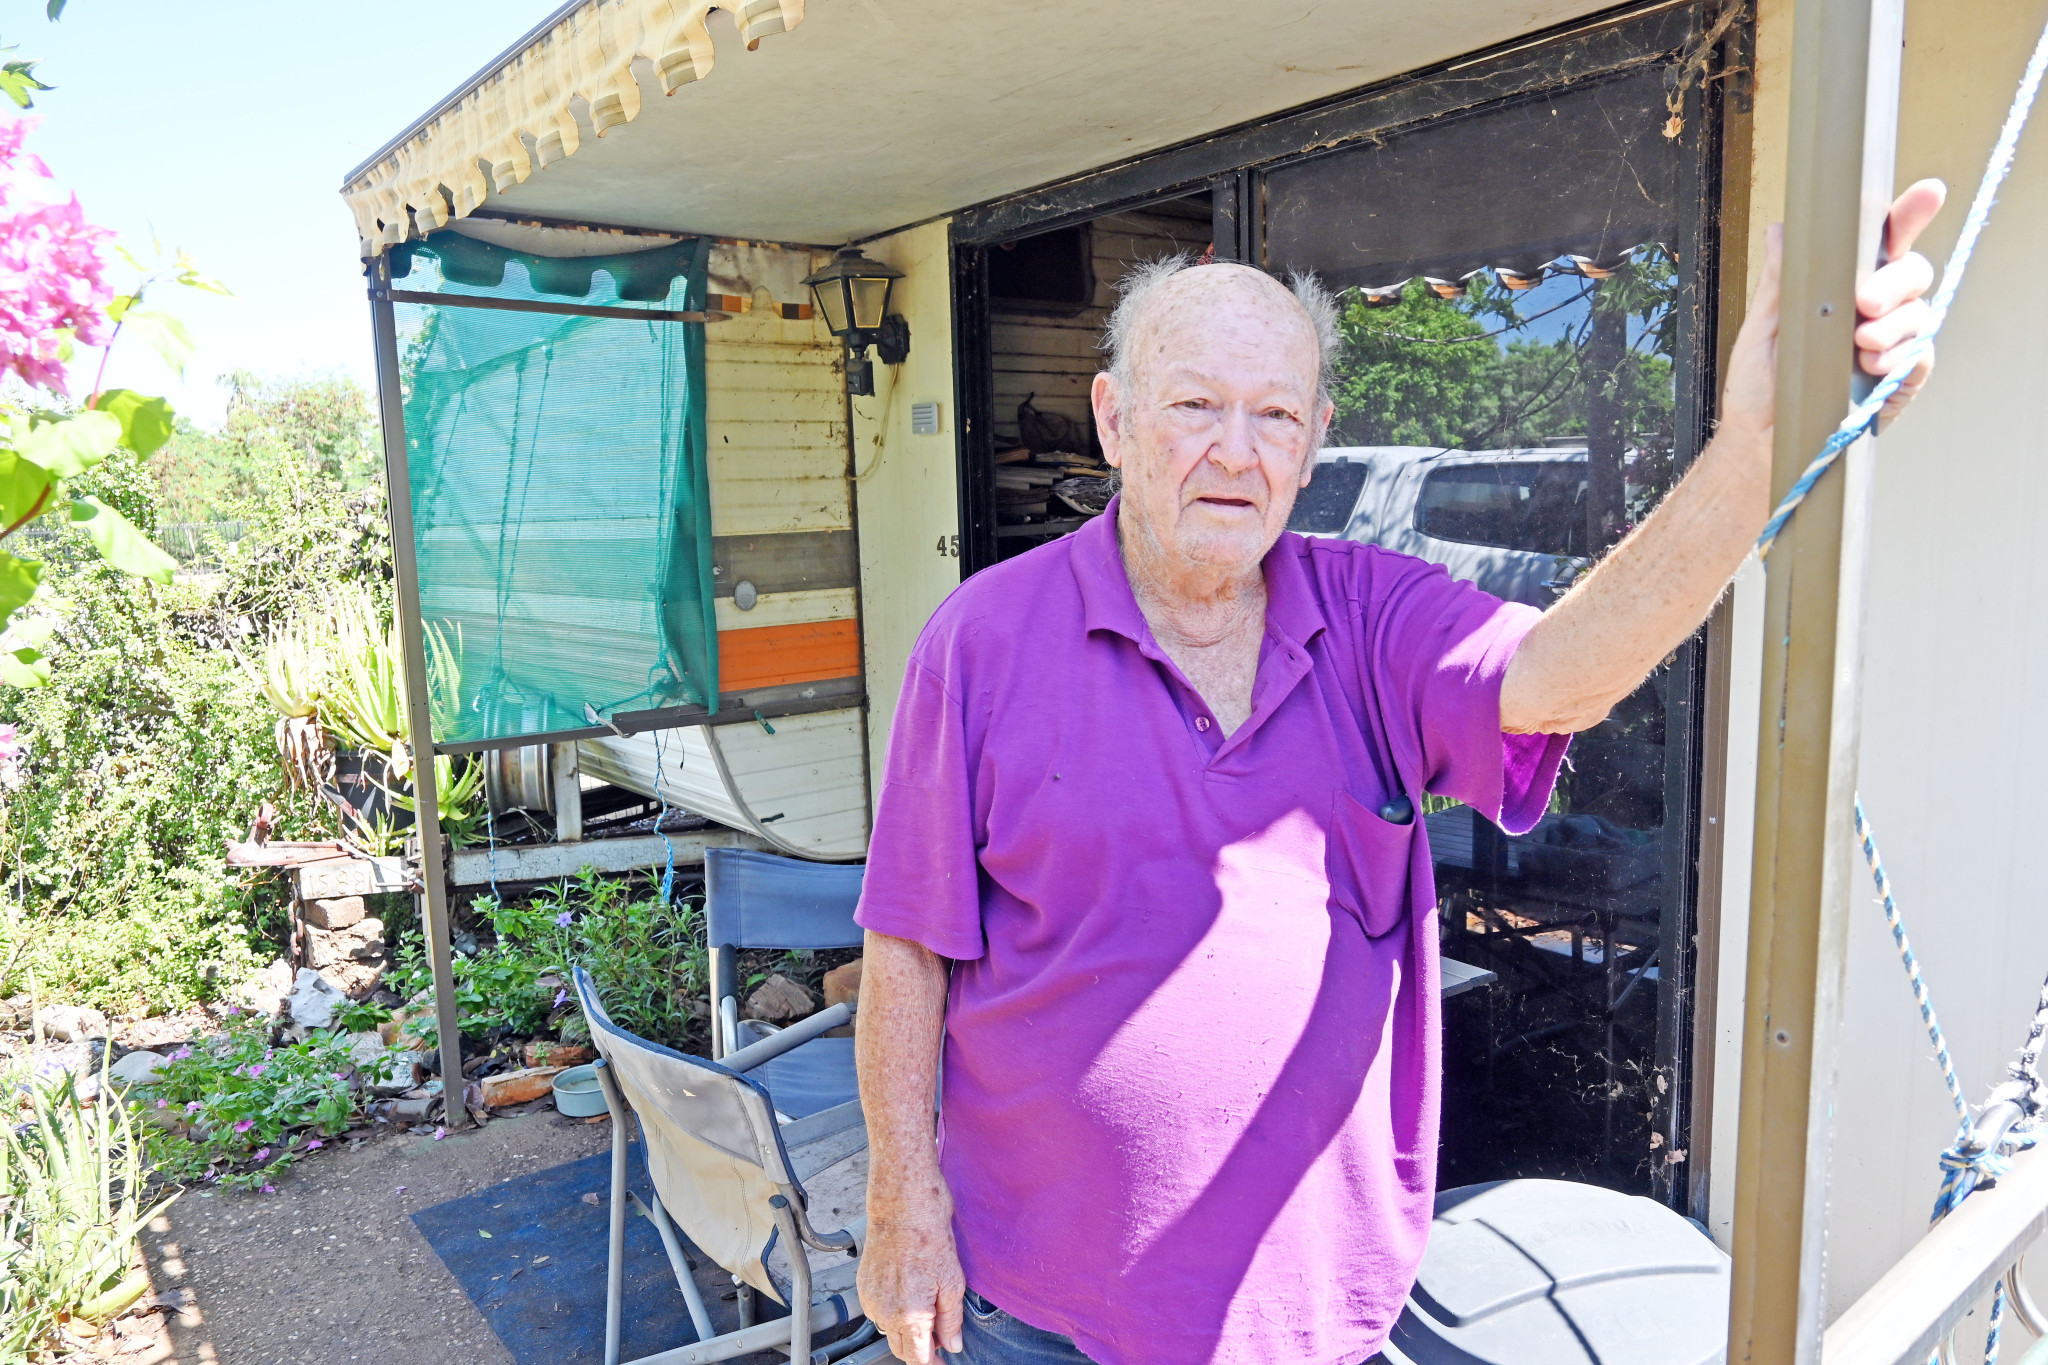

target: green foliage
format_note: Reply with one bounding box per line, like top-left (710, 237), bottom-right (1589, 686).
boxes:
top-left (0, 51), bottom-right (51, 109)
top-left (1330, 253), bottom-right (1678, 453)
top-left (393, 872), bottom-right (709, 1052)
top-left (0, 418), bottom-right (384, 1014)
top-left (153, 375), bottom-right (379, 522)
top-left (135, 1019), bottom-right (371, 1192)
top-left (2, 1055), bottom-right (178, 1362)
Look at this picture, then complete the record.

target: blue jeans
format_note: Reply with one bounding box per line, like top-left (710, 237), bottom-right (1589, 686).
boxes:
top-left (941, 1293), bottom-right (1394, 1364)
top-left (945, 1289), bottom-right (1098, 1364)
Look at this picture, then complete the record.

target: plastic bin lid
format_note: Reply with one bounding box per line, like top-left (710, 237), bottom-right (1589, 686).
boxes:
top-left (1380, 1179), bottom-right (1730, 1365)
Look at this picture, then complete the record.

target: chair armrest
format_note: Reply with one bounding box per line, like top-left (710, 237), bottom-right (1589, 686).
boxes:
top-left (720, 1001), bottom-right (856, 1075)
top-left (717, 994), bottom-right (740, 1059)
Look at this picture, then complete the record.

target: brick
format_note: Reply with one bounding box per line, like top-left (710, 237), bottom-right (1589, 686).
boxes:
top-left (302, 896), bottom-right (366, 930)
top-left (523, 1040), bottom-right (595, 1069)
top-left (480, 1066), bottom-right (566, 1107)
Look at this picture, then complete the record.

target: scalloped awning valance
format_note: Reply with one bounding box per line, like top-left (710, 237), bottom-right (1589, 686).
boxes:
top-left (342, 0), bottom-right (807, 251)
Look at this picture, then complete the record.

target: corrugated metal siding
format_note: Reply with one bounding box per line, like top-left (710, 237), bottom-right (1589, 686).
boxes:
top-left (989, 206), bottom-right (1211, 445)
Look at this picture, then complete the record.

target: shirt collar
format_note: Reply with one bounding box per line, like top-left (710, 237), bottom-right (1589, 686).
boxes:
top-left (1070, 494), bottom-right (1330, 651)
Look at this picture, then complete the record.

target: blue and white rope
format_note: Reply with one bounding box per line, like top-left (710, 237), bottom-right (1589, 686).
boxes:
top-left (1754, 16), bottom-right (2048, 557)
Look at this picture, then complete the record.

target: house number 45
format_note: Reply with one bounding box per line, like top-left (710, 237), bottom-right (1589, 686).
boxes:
top-left (935, 535), bottom-right (960, 557)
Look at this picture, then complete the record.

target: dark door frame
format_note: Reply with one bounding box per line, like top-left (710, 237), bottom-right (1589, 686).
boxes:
top-left (944, 0), bottom-right (1739, 1208)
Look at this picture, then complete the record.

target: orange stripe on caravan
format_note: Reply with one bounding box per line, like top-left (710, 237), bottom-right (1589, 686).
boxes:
top-left (717, 618), bottom-right (861, 693)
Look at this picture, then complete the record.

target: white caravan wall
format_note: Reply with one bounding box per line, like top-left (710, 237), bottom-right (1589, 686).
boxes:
top-left (852, 220), bottom-right (962, 798)
top-left (1742, 0), bottom-right (2048, 1328)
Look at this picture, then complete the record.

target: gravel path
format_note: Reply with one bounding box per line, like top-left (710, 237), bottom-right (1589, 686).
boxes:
top-left (141, 1109), bottom-right (610, 1364)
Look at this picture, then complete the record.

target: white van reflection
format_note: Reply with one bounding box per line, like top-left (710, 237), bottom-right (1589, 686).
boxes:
top-left (1289, 444), bottom-right (1603, 607)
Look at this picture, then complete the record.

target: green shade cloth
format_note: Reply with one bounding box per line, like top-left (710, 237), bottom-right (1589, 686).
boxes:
top-left (392, 231), bottom-right (718, 747)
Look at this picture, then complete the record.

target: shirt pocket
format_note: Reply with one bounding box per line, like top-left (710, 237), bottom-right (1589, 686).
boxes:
top-left (1327, 787), bottom-right (1417, 939)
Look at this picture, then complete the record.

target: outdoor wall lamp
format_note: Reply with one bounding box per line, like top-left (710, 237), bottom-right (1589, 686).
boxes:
top-left (803, 246), bottom-right (908, 396)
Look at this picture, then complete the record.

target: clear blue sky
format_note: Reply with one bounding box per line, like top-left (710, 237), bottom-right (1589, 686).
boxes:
top-left (19, 0), bottom-right (535, 425)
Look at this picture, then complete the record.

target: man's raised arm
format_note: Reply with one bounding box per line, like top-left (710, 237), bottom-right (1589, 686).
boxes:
top-left (855, 929), bottom-right (966, 1365)
top-left (1500, 181), bottom-right (1946, 736)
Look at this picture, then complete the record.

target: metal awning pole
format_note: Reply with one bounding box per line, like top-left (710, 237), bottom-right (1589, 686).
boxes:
top-left (1726, 0), bottom-right (1902, 1358)
top-left (366, 252), bottom-right (467, 1131)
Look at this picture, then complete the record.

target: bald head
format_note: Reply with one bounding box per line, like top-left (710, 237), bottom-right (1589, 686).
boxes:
top-left (1102, 258), bottom-right (1339, 424)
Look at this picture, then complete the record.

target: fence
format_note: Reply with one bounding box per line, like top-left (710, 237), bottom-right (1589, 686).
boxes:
top-left (7, 519), bottom-right (248, 570)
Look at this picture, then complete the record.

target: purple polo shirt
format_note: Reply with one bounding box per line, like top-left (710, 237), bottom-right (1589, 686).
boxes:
top-left (856, 501), bottom-right (1566, 1365)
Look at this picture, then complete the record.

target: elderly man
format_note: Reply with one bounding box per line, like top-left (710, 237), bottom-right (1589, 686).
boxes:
top-left (851, 184), bottom-right (1945, 1365)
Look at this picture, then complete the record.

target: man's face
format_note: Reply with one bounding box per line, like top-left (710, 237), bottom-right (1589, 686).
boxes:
top-left (1093, 266), bottom-right (1332, 577)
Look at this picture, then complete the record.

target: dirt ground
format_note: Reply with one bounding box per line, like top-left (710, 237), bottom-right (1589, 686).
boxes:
top-left (133, 1108), bottom-right (612, 1364)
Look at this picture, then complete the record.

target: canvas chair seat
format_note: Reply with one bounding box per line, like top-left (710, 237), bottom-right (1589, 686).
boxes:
top-left (574, 966), bottom-right (873, 1365)
top-left (734, 1018), bottom-right (862, 1119)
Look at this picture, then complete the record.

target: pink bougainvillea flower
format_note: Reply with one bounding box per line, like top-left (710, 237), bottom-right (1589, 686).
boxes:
top-left (233, 1119), bottom-right (254, 1133)
top-left (0, 725), bottom-right (24, 791)
top-left (0, 118), bottom-right (112, 394)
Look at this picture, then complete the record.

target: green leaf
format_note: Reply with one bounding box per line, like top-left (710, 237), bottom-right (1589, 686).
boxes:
top-left (94, 388), bottom-right (175, 456)
top-left (69, 496), bottom-right (176, 583)
top-left (0, 448), bottom-right (58, 529)
top-left (113, 309), bottom-right (195, 374)
top-left (18, 410), bottom-right (120, 478)
top-left (3, 616), bottom-right (55, 651)
top-left (47, 0), bottom-right (68, 19)
top-left (0, 646), bottom-right (50, 689)
top-left (0, 550), bottom-right (43, 622)
top-left (174, 251), bottom-right (232, 297)
top-left (0, 59), bottom-right (51, 110)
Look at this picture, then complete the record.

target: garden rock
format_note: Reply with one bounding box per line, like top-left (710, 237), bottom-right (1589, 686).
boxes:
top-left (234, 958), bottom-right (294, 1017)
top-left (34, 1003), bottom-right (110, 1042)
top-left (300, 894), bottom-right (365, 930)
top-left (286, 968), bottom-right (347, 1029)
top-left (480, 1066), bottom-right (565, 1107)
top-left (522, 1040), bottom-right (594, 1069)
top-left (746, 973), bottom-right (814, 1022)
top-left (823, 958), bottom-right (864, 1008)
top-left (370, 1050), bottom-right (422, 1097)
top-left (108, 1050), bottom-right (166, 1086)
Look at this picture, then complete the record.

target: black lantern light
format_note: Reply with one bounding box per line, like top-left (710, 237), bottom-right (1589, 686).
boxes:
top-left (803, 246), bottom-right (907, 396)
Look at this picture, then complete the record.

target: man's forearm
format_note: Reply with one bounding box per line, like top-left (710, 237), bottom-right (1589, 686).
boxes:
top-left (1501, 417), bottom-right (1771, 734)
top-left (857, 929), bottom-right (954, 1220)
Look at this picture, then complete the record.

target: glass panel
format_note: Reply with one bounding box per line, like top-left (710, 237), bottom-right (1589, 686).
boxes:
top-left (1412, 460), bottom-right (1590, 557)
top-left (390, 234), bottom-right (719, 747)
top-left (850, 276), bottom-right (893, 331)
top-left (1264, 63), bottom-right (1700, 1196)
top-left (1287, 457), bottom-right (1373, 533)
top-left (813, 278), bottom-right (852, 336)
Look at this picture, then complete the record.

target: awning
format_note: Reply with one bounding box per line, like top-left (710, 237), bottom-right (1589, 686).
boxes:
top-left (344, 0), bottom-right (807, 249)
top-left (342, 0), bottom-right (1633, 253)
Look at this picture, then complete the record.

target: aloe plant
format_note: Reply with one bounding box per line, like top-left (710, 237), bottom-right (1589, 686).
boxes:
top-left (1, 1052), bottom-right (178, 1360)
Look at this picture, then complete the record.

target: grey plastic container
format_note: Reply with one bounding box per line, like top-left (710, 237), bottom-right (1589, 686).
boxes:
top-left (1381, 1179), bottom-right (1730, 1365)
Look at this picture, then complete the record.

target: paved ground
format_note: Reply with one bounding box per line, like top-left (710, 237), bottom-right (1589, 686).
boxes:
top-left (139, 1109), bottom-right (611, 1364)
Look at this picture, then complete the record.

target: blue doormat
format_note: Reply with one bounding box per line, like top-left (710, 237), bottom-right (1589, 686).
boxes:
top-left (411, 1141), bottom-right (717, 1363)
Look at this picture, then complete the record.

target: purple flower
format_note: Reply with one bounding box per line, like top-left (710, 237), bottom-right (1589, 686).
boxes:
top-left (252, 1147), bottom-right (270, 1162)
top-left (306, 1138), bottom-right (324, 1151)
top-left (261, 1184), bottom-right (277, 1194)
top-left (155, 1099), bottom-right (168, 1108)
top-left (553, 989), bottom-right (568, 1008)
top-left (222, 1005), bottom-right (239, 1016)
top-left (185, 1101), bottom-right (202, 1114)
top-left (168, 1045), bottom-right (192, 1061)
top-left (555, 911), bottom-right (573, 927)
top-left (433, 1126), bottom-right (447, 1141)
top-left (233, 1119), bottom-right (254, 1133)
top-left (244, 1063), bottom-right (265, 1079)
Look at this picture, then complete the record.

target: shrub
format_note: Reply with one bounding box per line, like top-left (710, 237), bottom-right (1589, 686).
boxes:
top-left (0, 407), bottom-right (389, 1015)
top-left (391, 871), bottom-right (710, 1053)
top-left (136, 1017), bottom-right (372, 1192)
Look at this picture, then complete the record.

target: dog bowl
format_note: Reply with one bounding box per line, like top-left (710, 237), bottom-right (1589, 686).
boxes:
top-left (551, 1064), bottom-right (607, 1118)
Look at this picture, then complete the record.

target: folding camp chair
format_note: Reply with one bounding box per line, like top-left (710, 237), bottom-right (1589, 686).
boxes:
top-left (705, 848), bottom-right (866, 1120)
top-left (576, 966), bottom-right (890, 1365)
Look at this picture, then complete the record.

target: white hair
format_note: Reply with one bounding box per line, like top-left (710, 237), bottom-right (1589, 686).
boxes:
top-left (1099, 254), bottom-right (1341, 426)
